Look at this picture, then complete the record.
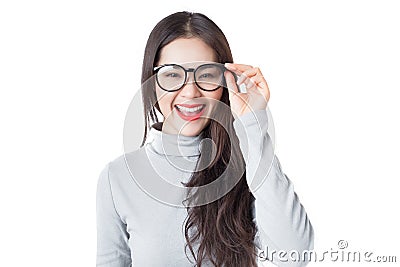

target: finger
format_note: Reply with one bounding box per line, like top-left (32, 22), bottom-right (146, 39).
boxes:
top-left (236, 74), bottom-right (254, 89)
top-left (250, 72), bottom-right (268, 87)
top-left (247, 77), bottom-right (270, 102)
top-left (250, 72), bottom-right (270, 100)
top-left (241, 67), bottom-right (259, 78)
top-left (246, 78), bottom-right (256, 90)
top-left (224, 70), bottom-right (239, 100)
top-left (238, 67), bottom-right (268, 90)
top-left (236, 73), bottom-right (247, 85)
top-left (224, 63), bottom-right (253, 77)
top-left (238, 71), bottom-right (270, 102)
top-left (236, 67), bottom-right (261, 85)
top-left (225, 63), bottom-right (254, 73)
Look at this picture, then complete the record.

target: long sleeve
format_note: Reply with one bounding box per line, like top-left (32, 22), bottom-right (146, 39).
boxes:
top-left (96, 163), bottom-right (132, 267)
top-left (233, 109), bottom-right (314, 267)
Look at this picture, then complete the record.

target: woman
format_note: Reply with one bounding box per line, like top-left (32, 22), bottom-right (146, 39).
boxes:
top-left (96, 11), bottom-right (314, 267)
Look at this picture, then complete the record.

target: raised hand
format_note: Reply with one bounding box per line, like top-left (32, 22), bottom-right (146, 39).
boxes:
top-left (224, 63), bottom-right (270, 117)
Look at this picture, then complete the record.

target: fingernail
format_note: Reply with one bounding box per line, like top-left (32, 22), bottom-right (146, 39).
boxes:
top-left (237, 74), bottom-right (246, 85)
top-left (225, 63), bottom-right (236, 70)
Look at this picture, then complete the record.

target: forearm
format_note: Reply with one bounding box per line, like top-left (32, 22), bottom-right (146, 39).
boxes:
top-left (233, 109), bottom-right (314, 266)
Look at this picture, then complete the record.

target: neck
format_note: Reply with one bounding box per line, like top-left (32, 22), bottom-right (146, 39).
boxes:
top-left (147, 122), bottom-right (204, 157)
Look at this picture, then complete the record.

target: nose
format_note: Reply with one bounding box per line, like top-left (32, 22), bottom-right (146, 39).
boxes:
top-left (179, 72), bottom-right (202, 98)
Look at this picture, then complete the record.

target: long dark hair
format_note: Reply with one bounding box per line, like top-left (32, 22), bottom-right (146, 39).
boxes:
top-left (141, 11), bottom-right (258, 266)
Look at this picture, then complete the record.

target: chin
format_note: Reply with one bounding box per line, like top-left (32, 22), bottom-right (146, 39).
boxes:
top-left (178, 119), bottom-right (208, 136)
top-left (161, 108), bottom-right (211, 136)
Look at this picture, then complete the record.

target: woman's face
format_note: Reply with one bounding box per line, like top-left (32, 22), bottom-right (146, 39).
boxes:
top-left (155, 38), bottom-right (223, 136)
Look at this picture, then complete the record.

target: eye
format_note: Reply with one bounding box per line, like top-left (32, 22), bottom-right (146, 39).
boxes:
top-left (198, 73), bottom-right (214, 79)
top-left (163, 72), bottom-right (182, 78)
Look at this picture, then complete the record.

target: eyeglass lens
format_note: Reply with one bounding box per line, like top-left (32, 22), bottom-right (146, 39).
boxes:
top-left (156, 64), bottom-right (224, 91)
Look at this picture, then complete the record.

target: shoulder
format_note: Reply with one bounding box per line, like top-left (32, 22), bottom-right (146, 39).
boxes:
top-left (99, 147), bottom-right (148, 187)
top-left (111, 146), bottom-right (147, 170)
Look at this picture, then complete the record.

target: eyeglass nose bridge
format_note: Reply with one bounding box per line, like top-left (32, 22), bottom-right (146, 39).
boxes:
top-left (182, 67), bottom-right (197, 86)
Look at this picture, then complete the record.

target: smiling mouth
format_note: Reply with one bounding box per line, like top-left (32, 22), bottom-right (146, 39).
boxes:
top-left (174, 104), bottom-right (206, 121)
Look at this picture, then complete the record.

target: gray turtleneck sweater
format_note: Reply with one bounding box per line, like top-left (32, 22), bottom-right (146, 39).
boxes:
top-left (96, 109), bottom-right (314, 266)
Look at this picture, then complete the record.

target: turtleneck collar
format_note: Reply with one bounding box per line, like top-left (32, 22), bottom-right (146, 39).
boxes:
top-left (146, 122), bottom-right (203, 157)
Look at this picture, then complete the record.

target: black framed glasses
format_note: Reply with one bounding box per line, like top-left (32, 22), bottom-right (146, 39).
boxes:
top-left (153, 63), bottom-right (227, 92)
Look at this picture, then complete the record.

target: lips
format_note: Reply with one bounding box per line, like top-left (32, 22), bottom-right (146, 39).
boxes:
top-left (174, 104), bottom-right (206, 121)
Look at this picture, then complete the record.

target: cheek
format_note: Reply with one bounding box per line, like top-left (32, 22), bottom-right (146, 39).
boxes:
top-left (155, 87), bottom-right (176, 116)
top-left (207, 88), bottom-right (224, 101)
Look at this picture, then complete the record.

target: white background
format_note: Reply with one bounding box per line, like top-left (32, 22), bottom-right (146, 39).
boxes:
top-left (1, 0), bottom-right (399, 266)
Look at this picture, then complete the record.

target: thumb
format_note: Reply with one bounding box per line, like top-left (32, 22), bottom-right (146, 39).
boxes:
top-left (224, 70), bottom-right (239, 101)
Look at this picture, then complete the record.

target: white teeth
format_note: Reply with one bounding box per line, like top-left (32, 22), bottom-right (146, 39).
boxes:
top-left (176, 105), bottom-right (204, 113)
